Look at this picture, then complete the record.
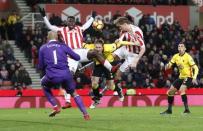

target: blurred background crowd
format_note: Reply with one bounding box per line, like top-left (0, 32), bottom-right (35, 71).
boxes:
top-left (0, 0), bottom-right (203, 90)
top-left (25, 0), bottom-right (192, 5)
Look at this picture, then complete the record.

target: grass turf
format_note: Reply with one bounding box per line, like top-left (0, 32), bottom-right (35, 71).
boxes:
top-left (0, 106), bottom-right (203, 131)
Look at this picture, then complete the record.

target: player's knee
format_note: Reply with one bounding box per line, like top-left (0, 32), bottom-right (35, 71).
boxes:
top-left (179, 86), bottom-right (187, 95)
top-left (167, 90), bottom-right (176, 96)
top-left (108, 85), bottom-right (115, 91)
top-left (179, 90), bottom-right (186, 95)
top-left (92, 83), bottom-right (99, 89)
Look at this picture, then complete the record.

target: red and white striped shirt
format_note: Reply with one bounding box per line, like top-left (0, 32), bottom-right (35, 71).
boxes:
top-left (43, 16), bottom-right (94, 49)
top-left (58, 26), bottom-right (83, 49)
top-left (119, 25), bottom-right (144, 53)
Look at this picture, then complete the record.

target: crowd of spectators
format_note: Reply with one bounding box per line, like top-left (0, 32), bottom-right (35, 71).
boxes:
top-left (48, 10), bottom-right (203, 89)
top-left (0, 10), bottom-right (32, 91)
top-left (25, 0), bottom-right (193, 5)
top-left (13, 10), bottom-right (203, 89)
top-left (1, 6), bottom-right (203, 90)
top-left (25, 0), bottom-right (198, 12)
top-left (0, 39), bottom-right (32, 91)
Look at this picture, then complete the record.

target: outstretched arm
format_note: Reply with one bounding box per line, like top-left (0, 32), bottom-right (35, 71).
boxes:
top-left (81, 11), bottom-right (96, 31)
top-left (39, 7), bottom-right (60, 32)
top-left (43, 16), bottom-right (60, 32)
top-left (81, 17), bottom-right (94, 31)
top-left (65, 45), bottom-right (80, 61)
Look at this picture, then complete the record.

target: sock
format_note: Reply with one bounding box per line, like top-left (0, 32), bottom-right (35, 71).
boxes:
top-left (43, 86), bottom-right (57, 107)
top-left (181, 94), bottom-right (189, 110)
top-left (93, 88), bottom-right (100, 99)
top-left (114, 83), bottom-right (122, 97)
top-left (100, 86), bottom-right (108, 95)
top-left (74, 95), bottom-right (88, 115)
top-left (167, 96), bottom-right (174, 111)
top-left (103, 60), bottom-right (112, 71)
top-left (64, 91), bottom-right (71, 103)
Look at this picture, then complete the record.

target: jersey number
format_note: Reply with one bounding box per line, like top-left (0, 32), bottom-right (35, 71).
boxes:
top-left (53, 50), bottom-right (57, 64)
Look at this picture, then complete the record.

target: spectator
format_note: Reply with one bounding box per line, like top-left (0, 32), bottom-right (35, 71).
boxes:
top-left (4, 48), bottom-right (15, 62)
top-left (7, 10), bottom-right (21, 40)
top-left (143, 77), bottom-right (155, 88)
top-left (0, 49), bottom-right (6, 67)
top-left (31, 44), bottom-right (38, 67)
top-left (0, 66), bottom-right (9, 81)
top-left (18, 65), bottom-right (32, 89)
top-left (49, 13), bottom-right (62, 26)
top-left (8, 64), bottom-right (16, 80)
top-left (14, 59), bottom-right (22, 70)
top-left (0, 18), bottom-right (7, 39)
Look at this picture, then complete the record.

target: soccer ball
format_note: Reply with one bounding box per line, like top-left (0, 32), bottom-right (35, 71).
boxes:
top-left (92, 20), bottom-right (104, 30)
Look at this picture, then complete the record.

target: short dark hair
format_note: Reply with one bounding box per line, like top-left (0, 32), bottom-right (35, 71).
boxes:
top-left (179, 41), bottom-right (185, 46)
top-left (94, 39), bottom-right (104, 45)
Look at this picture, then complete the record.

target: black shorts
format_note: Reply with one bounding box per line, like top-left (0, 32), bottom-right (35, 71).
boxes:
top-left (92, 64), bottom-right (113, 80)
top-left (172, 78), bottom-right (193, 90)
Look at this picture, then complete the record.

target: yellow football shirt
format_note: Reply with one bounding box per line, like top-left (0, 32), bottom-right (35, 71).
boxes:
top-left (169, 52), bottom-right (196, 79)
top-left (83, 43), bottom-right (117, 64)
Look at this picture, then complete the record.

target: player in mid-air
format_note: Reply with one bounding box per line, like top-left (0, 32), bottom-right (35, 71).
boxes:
top-left (84, 39), bottom-right (124, 108)
top-left (112, 17), bottom-right (146, 93)
top-left (39, 7), bottom-right (119, 108)
top-left (38, 31), bottom-right (90, 120)
top-left (160, 42), bottom-right (199, 115)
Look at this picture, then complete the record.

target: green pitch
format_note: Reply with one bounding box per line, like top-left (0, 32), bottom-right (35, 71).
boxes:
top-left (0, 107), bottom-right (203, 131)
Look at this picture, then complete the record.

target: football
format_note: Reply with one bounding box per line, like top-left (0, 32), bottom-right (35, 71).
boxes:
top-left (92, 20), bottom-right (104, 30)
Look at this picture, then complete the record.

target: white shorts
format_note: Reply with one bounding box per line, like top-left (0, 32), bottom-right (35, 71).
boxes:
top-left (68, 48), bottom-right (90, 73)
top-left (113, 46), bottom-right (139, 72)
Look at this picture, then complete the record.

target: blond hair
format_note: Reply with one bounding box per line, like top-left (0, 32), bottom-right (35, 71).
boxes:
top-left (114, 17), bottom-right (131, 26)
top-left (47, 31), bottom-right (58, 40)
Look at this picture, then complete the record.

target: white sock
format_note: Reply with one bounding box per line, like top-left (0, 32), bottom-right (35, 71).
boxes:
top-left (64, 92), bottom-right (71, 103)
top-left (104, 60), bottom-right (112, 71)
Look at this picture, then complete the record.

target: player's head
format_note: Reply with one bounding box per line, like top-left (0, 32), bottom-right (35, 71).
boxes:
top-left (114, 17), bottom-right (131, 31)
top-left (178, 42), bottom-right (186, 55)
top-left (94, 39), bottom-right (104, 53)
top-left (47, 31), bottom-right (58, 41)
top-left (66, 16), bottom-right (75, 29)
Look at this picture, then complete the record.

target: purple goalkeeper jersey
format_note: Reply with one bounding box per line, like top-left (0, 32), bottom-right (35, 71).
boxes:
top-left (38, 40), bottom-right (80, 78)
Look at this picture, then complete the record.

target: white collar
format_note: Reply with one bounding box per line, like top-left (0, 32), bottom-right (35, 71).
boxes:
top-left (49, 39), bottom-right (57, 42)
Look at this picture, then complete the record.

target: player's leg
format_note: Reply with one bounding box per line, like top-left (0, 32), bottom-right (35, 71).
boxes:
top-left (114, 73), bottom-right (124, 102)
top-left (90, 76), bottom-right (101, 109)
top-left (72, 92), bottom-right (90, 120)
top-left (61, 89), bottom-right (72, 109)
top-left (179, 78), bottom-right (192, 114)
top-left (105, 68), bottom-right (124, 102)
top-left (160, 79), bottom-right (181, 115)
top-left (161, 86), bottom-right (177, 114)
top-left (41, 76), bottom-right (60, 117)
top-left (61, 58), bottom-right (79, 109)
top-left (87, 49), bottom-right (120, 73)
top-left (113, 56), bottom-right (134, 102)
top-left (63, 77), bottom-right (90, 120)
